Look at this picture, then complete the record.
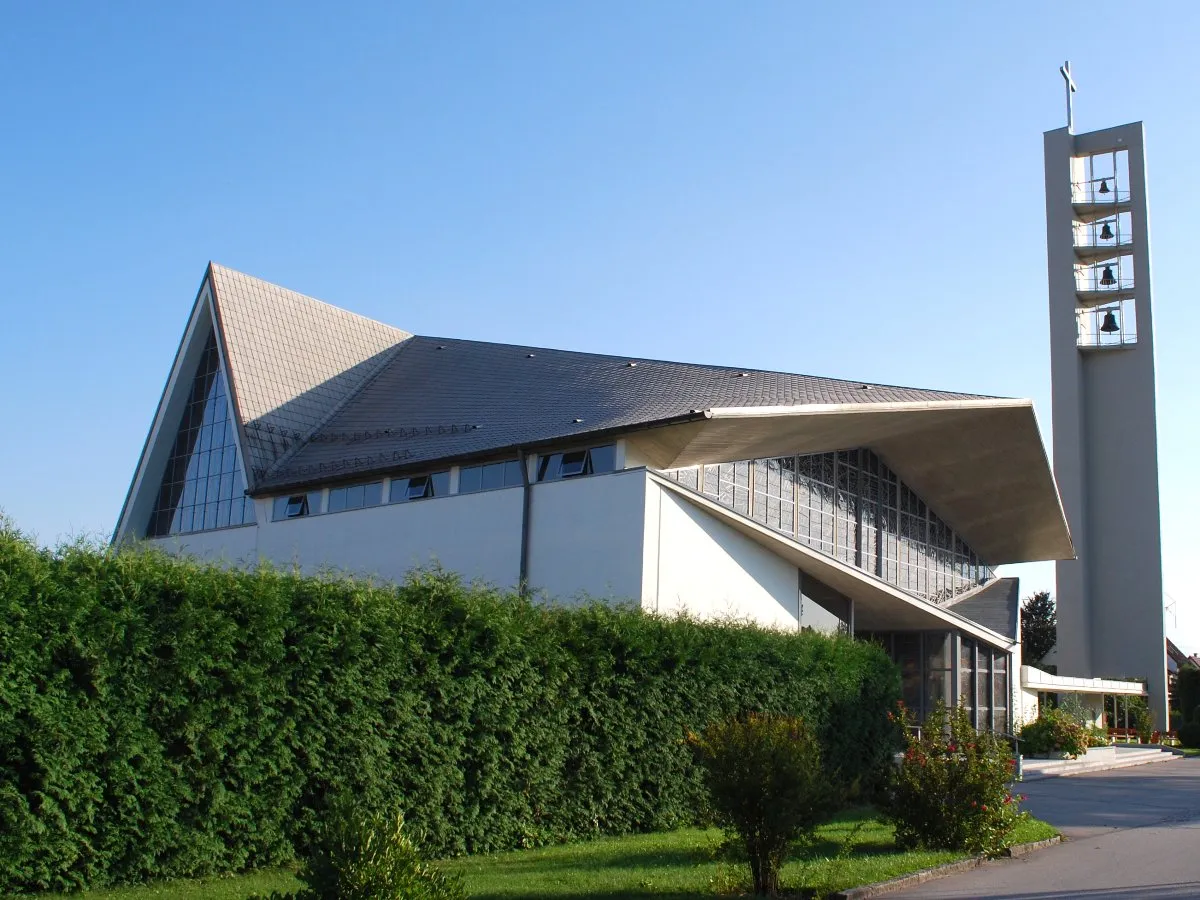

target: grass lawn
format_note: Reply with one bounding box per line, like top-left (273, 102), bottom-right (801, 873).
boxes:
top-left (18, 810), bottom-right (1057, 900)
top-left (1180, 747), bottom-right (1199, 758)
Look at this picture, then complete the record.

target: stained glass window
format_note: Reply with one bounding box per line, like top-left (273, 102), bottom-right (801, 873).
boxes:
top-left (146, 332), bottom-right (254, 537)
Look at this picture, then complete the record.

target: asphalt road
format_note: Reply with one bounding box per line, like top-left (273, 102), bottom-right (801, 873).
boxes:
top-left (888, 757), bottom-right (1200, 900)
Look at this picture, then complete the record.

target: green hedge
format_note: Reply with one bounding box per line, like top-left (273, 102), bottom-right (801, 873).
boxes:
top-left (0, 523), bottom-right (900, 893)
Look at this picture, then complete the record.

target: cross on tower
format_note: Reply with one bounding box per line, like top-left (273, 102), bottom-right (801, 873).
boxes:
top-left (1060, 61), bottom-right (1077, 132)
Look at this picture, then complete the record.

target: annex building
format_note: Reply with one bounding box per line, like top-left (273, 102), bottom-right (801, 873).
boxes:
top-left (117, 263), bottom-right (1109, 731)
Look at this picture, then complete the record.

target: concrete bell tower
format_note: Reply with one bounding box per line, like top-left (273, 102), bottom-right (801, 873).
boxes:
top-left (1043, 62), bottom-right (1168, 726)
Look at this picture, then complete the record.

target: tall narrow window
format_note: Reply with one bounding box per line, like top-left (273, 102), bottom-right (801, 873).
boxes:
top-left (146, 332), bottom-right (254, 537)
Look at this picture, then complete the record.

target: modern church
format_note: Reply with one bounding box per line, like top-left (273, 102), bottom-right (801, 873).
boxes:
top-left (114, 95), bottom-right (1168, 731)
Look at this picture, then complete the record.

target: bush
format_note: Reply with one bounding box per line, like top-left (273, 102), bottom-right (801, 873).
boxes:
top-left (0, 524), bottom-right (900, 893)
top-left (1019, 708), bottom-right (1089, 758)
top-left (295, 802), bottom-right (464, 900)
top-left (1084, 724), bottom-right (1110, 748)
top-left (688, 714), bottom-right (839, 896)
top-left (882, 702), bottom-right (1023, 856)
top-left (1178, 722), bottom-right (1200, 749)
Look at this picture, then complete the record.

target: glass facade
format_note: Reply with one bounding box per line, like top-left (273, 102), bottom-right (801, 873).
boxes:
top-left (146, 333), bottom-right (254, 537)
top-left (799, 573), bottom-right (852, 634)
top-left (862, 631), bottom-right (1011, 731)
top-left (665, 449), bottom-right (993, 604)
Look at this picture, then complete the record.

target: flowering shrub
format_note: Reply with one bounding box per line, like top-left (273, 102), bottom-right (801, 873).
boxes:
top-left (1084, 724), bottom-right (1111, 748)
top-left (688, 713), bottom-right (840, 896)
top-left (881, 701), bottom-right (1023, 856)
top-left (1019, 707), bottom-right (1089, 758)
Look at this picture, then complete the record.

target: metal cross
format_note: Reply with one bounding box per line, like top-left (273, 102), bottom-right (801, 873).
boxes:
top-left (1060, 61), bottom-right (1077, 132)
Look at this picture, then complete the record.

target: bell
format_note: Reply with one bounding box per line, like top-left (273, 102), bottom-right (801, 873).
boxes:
top-left (1100, 265), bottom-right (1116, 287)
top-left (1099, 179), bottom-right (1111, 194)
top-left (1100, 310), bottom-right (1120, 333)
top-left (1100, 222), bottom-right (1115, 241)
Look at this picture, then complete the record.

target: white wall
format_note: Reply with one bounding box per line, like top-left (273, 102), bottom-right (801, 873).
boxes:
top-left (146, 523), bottom-right (259, 567)
top-left (257, 488), bottom-right (524, 586)
top-left (643, 482), bottom-right (800, 629)
top-left (526, 468), bottom-right (647, 603)
top-left (143, 471), bottom-right (646, 600)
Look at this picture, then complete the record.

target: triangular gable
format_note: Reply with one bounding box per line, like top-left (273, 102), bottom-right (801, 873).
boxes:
top-left (207, 263), bottom-right (411, 486)
top-left (114, 275), bottom-right (244, 542)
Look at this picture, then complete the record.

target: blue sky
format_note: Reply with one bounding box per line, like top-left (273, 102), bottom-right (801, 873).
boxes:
top-left (1, 3), bottom-right (1196, 651)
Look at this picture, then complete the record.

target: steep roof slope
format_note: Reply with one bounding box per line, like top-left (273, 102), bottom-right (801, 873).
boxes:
top-left (208, 264), bottom-right (411, 484)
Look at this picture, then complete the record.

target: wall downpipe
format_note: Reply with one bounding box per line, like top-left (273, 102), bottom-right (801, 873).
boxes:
top-left (518, 448), bottom-right (532, 597)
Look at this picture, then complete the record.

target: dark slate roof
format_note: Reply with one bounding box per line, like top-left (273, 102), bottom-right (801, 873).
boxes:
top-left (946, 578), bottom-right (1020, 640)
top-left (256, 335), bottom-right (995, 491)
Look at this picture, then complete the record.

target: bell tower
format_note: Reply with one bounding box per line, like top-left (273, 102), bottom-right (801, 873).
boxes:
top-left (1044, 63), bottom-right (1168, 725)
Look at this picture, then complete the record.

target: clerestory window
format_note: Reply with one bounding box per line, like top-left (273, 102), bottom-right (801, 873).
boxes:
top-left (272, 491), bottom-right (322, 521)
top-left (389, 471), bottom-right (449, 503)
top-left (537, 444), bottom-right (616, 482)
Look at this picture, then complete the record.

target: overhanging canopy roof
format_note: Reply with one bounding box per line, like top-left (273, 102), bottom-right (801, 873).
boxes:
top-left (627, 399), bottom-right (1074, 566)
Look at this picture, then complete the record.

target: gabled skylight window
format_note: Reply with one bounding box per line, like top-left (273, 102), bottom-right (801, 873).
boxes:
top-left (146, 332), bottom-right (254, 537)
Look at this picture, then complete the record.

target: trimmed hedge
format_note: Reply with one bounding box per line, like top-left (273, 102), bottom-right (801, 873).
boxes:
top-left (0, 523), bottom-right (900, 893)
top-left (1177, 666), bottom-right (1200, 724)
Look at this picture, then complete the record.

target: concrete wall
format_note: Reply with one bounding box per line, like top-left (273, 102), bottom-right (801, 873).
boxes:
top-left (256, 488), bottom-right (524, 585)
top-left (1045, 123), bottom-right (1168, 725)
top-left (149, 486), bottom-right (524, 587)
top-left (642, 480), bottom-right (800, 629)
top-left (526, 468), bottom-right (647, 603)
top-left (145, 470), bottom-right (646, 599)
top-left (145, 523), bottom-right (260, 568)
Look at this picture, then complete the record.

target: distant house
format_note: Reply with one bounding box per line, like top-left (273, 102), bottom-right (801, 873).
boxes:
top-left (116, 264), bottom-right (1083, 731)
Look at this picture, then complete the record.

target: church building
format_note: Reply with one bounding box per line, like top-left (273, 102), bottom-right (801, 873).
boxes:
top-left (116, 263), bottom-right (1083, 730)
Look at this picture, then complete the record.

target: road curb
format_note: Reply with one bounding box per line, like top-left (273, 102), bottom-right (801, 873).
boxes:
top-left (831, 836), bottom-right (1061, 899)
top-left (1001, 835), bottom-right (1062, 857)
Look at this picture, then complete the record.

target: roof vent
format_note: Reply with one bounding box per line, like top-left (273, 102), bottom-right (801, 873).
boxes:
top-left (735, 372), bottom-right (751, 378)
top-left (436, 345), bottom-right (446, 350)
top-left (526, 353), bottom-right (536, 358)
top-left (573, 417), bottom-right (584, 424)
top-left (627, 361), bottom-right (638, 368)
top-left (860, 384), bottom-right (872, 391)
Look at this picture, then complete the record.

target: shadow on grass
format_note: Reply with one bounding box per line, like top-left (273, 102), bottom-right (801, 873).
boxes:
top-left (451, 845), bottom-right (718, 875)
